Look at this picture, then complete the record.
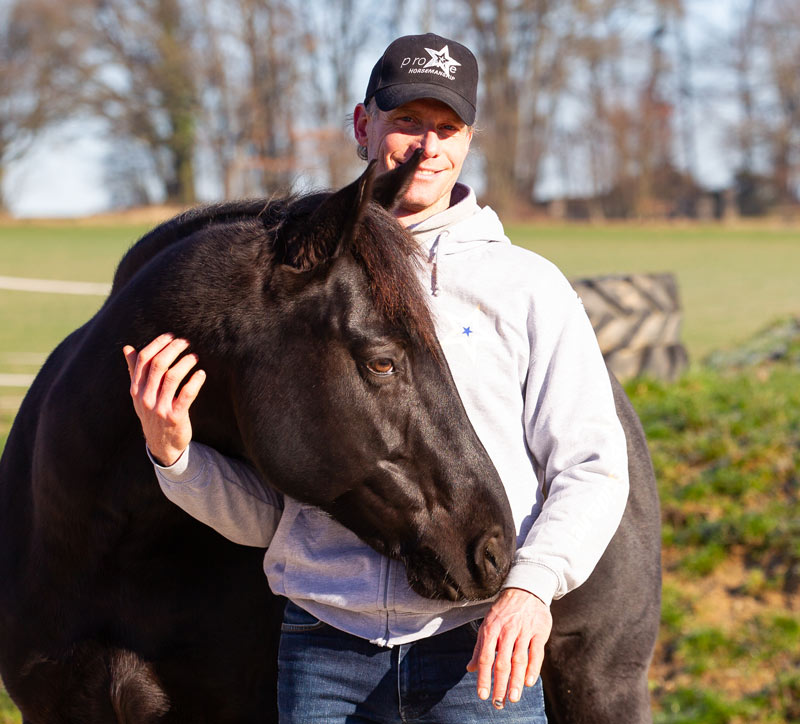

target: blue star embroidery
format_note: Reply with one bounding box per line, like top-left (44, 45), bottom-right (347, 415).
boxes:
top-left (462, 327), bottom-right (473, 337)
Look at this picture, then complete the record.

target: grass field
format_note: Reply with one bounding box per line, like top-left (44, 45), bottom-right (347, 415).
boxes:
top-left (2, 220), bottom-right (798, 364)
top-left (0, 223), bottom-right (148, 364)
top-left (0, 222), bottom-right (148, 449)
top-left (0, 218), bottom-right (799, 721)
top-left (506, 222), bottom-right (800, 360)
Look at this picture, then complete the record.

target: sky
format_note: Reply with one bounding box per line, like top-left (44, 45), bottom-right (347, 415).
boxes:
top-left (5, 125), bottom-right (110, 217)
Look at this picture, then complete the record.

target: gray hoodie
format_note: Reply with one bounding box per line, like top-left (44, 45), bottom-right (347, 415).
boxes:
top-left (154, 184), bottom-right (629, 647)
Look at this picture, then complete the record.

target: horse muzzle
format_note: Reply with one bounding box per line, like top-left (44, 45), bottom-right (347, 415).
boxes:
top-left (403, 524), bottom-right (514, 602)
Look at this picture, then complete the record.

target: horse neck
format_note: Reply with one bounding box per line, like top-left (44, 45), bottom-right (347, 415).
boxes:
top-left (111, 200), bottom-right (278, 295)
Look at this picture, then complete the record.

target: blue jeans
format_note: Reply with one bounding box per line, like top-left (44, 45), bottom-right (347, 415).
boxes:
top-left (278, 600), bottom-right (547, 723)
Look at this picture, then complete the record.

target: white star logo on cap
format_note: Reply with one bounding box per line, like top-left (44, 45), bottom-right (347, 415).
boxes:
top-left (423, 45), bottom-right (461, 78)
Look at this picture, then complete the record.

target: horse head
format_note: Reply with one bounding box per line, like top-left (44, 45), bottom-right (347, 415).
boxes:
top-left (123, 153), bottom-right (515, 602)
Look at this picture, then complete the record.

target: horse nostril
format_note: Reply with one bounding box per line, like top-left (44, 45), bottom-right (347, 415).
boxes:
top-left (472, 526), bottom-right (509, 588)
top-left (484, 545), bottom-right (498, 573)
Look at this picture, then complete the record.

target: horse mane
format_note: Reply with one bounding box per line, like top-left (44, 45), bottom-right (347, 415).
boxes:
top-left (110, 199), bottom-right (282, 295)
top-left (266, 192), bottom-right (440, 358)
top-left (348, 205), bottom-right (440, 357)
top-left (113, 193), bottom-right (439, 358)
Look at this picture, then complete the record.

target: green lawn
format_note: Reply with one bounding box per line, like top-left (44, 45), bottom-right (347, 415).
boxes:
top-left (1, 220), bottom-right (798, 446)
top-left (506, 223), bottom-right (800, 360)
top-left (0, 223), bottom-right (148, 281)
top-left (632, 356), bottom-right (800, 724)
top-left (2, 221), bottom-right (799, 363)
top-left (0, 222), bottom-right (147, 450)
top-left (0, 223), bottom-right (145, 355)
top-left (0, 686), bottom-right (20, 724)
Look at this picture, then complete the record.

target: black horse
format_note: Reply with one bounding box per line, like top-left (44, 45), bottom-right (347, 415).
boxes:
top-left (0, 153), bottom-right (660, 723)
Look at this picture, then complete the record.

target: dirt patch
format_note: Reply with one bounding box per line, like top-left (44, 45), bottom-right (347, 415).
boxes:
top-left (653, 550), bottom-right (799, 705)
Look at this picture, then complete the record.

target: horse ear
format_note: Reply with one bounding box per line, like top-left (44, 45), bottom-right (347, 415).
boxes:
top-left (278, 162), bottom-right (377, 272)
top-left (371, 148), bottom-right (424, 210)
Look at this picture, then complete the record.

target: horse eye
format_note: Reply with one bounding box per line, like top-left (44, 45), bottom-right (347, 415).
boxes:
top-left (366, 358), bottom-right (395, 375)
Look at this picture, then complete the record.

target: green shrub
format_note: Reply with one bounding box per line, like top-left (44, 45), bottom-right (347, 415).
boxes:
top-left (654, 687), bottom-right (751, 724)
top-left (629, 362), bottom-right (800, 591)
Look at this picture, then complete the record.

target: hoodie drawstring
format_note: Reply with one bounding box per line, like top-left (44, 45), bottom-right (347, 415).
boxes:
top-left (428, 230), bottom-right (449, 297)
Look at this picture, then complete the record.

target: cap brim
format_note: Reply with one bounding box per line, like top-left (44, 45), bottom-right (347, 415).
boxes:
top-left (374, 84), bottom-right (475, 125)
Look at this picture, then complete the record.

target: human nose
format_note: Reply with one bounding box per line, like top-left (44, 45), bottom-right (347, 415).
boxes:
top-left (418, 128), bottom-right (440, 157)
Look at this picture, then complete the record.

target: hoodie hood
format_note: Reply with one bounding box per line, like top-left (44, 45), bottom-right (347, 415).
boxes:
top-left (407, 183), bottom-right (510, 295)
top-left (408, 183), bottom-right (511, 253)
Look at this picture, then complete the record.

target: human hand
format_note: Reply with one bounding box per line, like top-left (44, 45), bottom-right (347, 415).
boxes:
top-left (466, 587), bottom-right (553, 709)
top-left (122, 333), bottom-right (206, 466)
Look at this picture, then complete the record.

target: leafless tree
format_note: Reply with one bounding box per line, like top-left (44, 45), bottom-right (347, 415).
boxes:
top-left (67, 0), bottom-right (201, 205)
top-left (299, 0), bottom-right (379, 188)
top-left (567, 1), bottom-right (634, 213)
top-left (732, 0), bottom-right (760, 173)
top-left (194, 0), bottom-right (304, 199)
top-left (562, 0), bottom-right (704, 218)
top-left (724, 0), bottom-right (799, 212)
top-left (4, 0), bottom-right (794, 217)
top-left (0, 0), bottom-right (84, 212)
top-left (755, 0), bottom-right (800, 205)
top-left (449, 0), bottom-right (574, 214)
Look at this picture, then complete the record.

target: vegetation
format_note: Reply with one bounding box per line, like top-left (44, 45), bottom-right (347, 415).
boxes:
top-left (0, 687), bottom-right (20, 724)
top-left (3, 353), bottom-right (798, 720)
top-left (507, 222), bottom-right (800, 359)
top-left (630, 339), bottom-right (800, 723)
top-left (0, 223), bottom-right (143, 454)
top-left (0, 223), bottom-right (144, 280)
top-left (2, 220), bottom-right (799, 361)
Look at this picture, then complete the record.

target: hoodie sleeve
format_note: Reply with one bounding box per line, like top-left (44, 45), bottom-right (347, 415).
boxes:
top-left (151, 441), bottom-right (283, 548)
top-left (501, 279), bottom-right (630, 605)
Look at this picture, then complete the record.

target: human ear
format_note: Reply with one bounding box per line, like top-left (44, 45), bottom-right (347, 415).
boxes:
top-left (353, 104), bottom-right (370, 146)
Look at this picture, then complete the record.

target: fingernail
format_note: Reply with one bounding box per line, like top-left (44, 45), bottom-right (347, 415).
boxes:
top-left (509, 688), bottom-right (520, 702)
top-left (493, 698), bottom-right (504, 709)
top-left (526, 676), bottom-right (536, 687)
top-left (478, 688), bottom-right (489, 700)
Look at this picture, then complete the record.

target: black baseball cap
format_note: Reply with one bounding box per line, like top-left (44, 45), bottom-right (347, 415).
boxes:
top-left (364, 33), bottom-right (478, 125)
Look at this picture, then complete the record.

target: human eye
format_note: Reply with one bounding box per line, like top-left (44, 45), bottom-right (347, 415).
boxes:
top-left (391, 115), bottom-right (421, 134)
top-left (439, 123), bottom-right (463, 137)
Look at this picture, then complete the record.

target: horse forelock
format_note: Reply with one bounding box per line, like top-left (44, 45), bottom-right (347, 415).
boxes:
top-left (348, 206), bottom-right (440, 359)
top-left (271, 194), bottom-right (440, 359)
